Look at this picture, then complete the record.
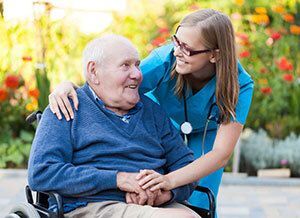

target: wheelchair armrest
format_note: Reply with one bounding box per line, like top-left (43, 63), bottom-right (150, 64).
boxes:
top-left (26, 185), bottom-right (64, 218)
top-left (26, 110), bottom-right (42, 124)
top-left (182, 185), bottom-right (216, 218)
top-left (194, 185), bottom-right (216, 214)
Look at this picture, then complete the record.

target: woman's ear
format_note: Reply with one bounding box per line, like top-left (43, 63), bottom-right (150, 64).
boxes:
top-left (87, 61), bottom-right (100, 84)
top-left (209, 49), bottom-right (220, 63)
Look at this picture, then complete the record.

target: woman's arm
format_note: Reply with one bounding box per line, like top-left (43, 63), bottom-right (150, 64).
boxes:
top-left (137, 122), bottom-right (243, 191)
top-left (48, 81), bottom-right (79, 120)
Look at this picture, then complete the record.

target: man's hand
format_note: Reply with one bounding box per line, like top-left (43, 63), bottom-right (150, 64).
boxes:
top-left (117, 172), bottom-right (151, 205)
top-left (126, 189), bottom-right (160, 206)
top-left (117, 172), bottom-right (141, 193)
top-left (153, 190), bottom-right (172, 206)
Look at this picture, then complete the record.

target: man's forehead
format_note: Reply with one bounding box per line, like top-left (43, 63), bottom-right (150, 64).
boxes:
top-left (104, 42), bottom-right (139, 61)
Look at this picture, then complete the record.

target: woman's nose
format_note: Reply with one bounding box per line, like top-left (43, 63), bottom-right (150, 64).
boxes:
top-left (173, 45), bottom-right (183, 57)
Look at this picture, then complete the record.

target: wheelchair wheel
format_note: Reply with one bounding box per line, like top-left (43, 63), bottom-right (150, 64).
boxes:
top-left (5, 202), bottom-right (40, 218)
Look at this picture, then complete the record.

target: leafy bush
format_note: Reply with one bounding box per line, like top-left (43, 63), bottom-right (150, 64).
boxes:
top-left (240, 129), bottom-right (300, 176)
top-left (0, 130), bottom-right (33, 168)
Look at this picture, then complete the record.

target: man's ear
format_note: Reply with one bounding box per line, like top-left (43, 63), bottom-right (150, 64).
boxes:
top-left (87, 61), bottom-right (100, 84)
top-left (209, 49), bottom-right (220, 63)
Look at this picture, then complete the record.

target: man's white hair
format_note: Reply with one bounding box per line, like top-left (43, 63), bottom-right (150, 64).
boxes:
top-left (82, 34), bottom-right (134, 79)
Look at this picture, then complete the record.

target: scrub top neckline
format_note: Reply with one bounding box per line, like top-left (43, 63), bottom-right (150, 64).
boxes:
top-left (186, 75), bottom-right (216, 100)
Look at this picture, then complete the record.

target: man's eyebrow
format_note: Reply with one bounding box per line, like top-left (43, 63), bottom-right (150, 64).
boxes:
top-left (120, 57), bottom-right (140, 63)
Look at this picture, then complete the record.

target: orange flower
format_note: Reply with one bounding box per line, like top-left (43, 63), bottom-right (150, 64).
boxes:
top-left (272, 5), bottom-right (285, 14)
top-left (276, 57), bottom-right (293, 71)
top-left (26, 99), bottom-right (38, 112)
top-left (271, 32), bottom-right (281, 41)
top-left (250, 14), bottom-right (270, 25)
top-left (234, 0), bottom-right (244, 6)
top-left (5, 75), bottom-right (19, 89)
top-left (283, 14), bottom-right (295, 23)
top-left (258, 78), bottom-right (268, 85)
top-left (239, 51), bottom-right (250, 58)
top-left (0, 88), bottom-right (8, 102)
top-left (22, 56), bottom-right (32, 62)
top-left (255, 7), bottom-right (267, 14)
top-left (151, 36), bottom-right (166, 47)
top-left (260, 87), bottom-right (272, 95)
top-left (290, 25), bottom-right (300, 35)
top-left (282, 73), bottom-right (294, 82)
top-left (28, 88), bottom-right (40, 99)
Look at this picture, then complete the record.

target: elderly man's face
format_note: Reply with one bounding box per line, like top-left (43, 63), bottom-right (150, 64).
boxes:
top-left (94, 42), bottom-right (142, 111)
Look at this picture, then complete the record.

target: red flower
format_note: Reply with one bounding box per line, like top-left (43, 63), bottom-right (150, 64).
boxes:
top-left (158, 28), bottom-right (169, 34)
top-left (276, 57), bottom-right (293, 71)
top-left (28, 88), bottom-right (40, 99)
top-left (22, 56), bottom-right (32, 62)
top-left (260, 67), bottom-right (268, 74)
top-left (5, 75), bottom-right (19, 89)
top-left (236, 32), bottom-right (250, 46)
top-left (260, 87), bottom-right (272, 95)
top-left (239, 51), bottom-right (250, 58)
top-left (236, 32), bottom-right (249, 41)
top-left (271, 32), bottom-right (281, 41)
top-left (0, 88), bottom-right (8, 101)
top-left (151, 36), bottom-right (166, 47)
top-left (189, 4), bottom-right (200, 11)
top-left (282, 73), bottom-right (294, 82)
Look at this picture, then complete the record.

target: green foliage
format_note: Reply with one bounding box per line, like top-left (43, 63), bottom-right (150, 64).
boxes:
top-left (0, 130), bottom-right (34, 168)
top-left (35, 67), bottom-right (50, 111)
top-left (232, 1), bottom-right (300, 138)
top-left (0, 0), bottom-right (299, 169)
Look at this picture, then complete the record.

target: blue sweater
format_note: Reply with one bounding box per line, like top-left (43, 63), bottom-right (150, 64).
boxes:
top-left (28, 83), bottom-right (195, 209)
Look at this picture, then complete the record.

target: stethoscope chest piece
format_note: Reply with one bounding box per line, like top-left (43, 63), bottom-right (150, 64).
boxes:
top-left (181, 121), bottom-right (193, 135)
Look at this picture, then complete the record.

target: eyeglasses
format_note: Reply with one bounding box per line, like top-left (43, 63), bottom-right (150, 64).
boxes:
top-left (171, 35), bottom-right (214, 56)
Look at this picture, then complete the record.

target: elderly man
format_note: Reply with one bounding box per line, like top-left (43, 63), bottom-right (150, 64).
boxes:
top-left (28, 34), bottom-right (199, 218)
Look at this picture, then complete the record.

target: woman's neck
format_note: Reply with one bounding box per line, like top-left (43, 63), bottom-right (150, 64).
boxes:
top-left (185, 63), bottom-right (215, 93)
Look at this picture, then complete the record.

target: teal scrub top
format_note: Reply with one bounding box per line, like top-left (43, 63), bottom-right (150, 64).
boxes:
top-left (139, 43), bottom-right (254, 134)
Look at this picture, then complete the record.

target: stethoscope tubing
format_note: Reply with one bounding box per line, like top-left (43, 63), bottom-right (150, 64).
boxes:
top-left (181, 88), bottom-right (221, 156)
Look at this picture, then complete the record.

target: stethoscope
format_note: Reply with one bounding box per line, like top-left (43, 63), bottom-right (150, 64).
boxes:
top-left (181, 87), bottom-right (222, 156)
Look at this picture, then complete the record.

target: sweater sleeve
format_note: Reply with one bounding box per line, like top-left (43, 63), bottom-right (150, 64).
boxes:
top-left (157, 109), bottom-right (196, 202)
top-left (28, 107), bottom-right (118, 197)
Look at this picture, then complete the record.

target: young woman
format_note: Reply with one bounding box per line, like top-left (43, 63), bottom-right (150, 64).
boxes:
top-left (48, 9), bottom-right (253, 216)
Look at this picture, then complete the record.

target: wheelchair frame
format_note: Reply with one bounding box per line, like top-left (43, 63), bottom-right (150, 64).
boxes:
top-left (8, 111), bottom-right (216, 218)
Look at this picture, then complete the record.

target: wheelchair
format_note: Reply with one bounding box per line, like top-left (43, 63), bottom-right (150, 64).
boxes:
top-left (5, 111), bottom-right (216, 218)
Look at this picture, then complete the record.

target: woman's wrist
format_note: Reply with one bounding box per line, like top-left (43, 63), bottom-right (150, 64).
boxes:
top-left (166, 173), bottom-right (176, 190)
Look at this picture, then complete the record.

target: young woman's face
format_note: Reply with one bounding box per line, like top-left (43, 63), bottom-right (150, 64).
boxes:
top-left (173, 26), bottom-right (214, 78)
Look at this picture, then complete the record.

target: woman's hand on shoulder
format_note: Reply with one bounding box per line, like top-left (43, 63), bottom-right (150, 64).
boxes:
top-left (48, 81), bottom-right (79, 121)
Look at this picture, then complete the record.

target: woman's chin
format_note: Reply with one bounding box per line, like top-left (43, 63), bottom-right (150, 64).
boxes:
top-left (176, 65), bottom-right (190, 75)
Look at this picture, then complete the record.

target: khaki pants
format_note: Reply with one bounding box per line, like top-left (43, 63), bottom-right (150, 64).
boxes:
top-left (65, 201), bottom-right (201, 218)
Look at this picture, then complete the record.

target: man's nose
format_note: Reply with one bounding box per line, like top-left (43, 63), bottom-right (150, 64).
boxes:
top-left (131, 66), bottom-right (142, 79)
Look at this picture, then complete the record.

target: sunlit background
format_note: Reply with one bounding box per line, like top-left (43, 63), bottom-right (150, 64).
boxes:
top-left (0, 0), bottom-right (299, 178)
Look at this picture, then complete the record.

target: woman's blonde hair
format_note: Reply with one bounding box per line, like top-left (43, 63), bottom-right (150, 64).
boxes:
top-left (171, 9), bottom-right (239, 124)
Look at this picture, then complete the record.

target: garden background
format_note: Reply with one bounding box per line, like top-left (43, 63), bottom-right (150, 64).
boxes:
top-left (0, 0), bottom-right (299, 177)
